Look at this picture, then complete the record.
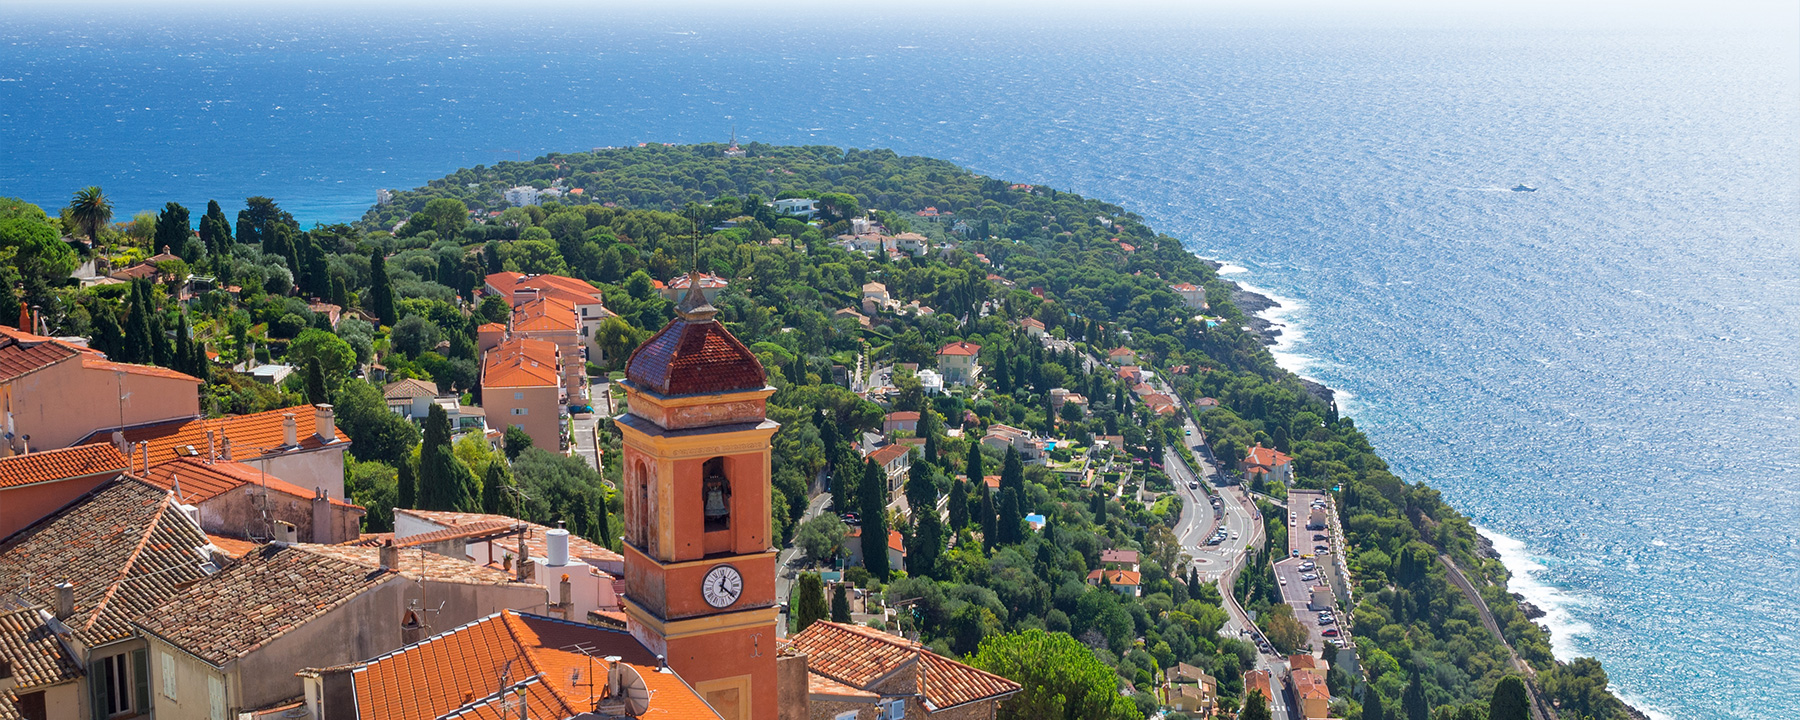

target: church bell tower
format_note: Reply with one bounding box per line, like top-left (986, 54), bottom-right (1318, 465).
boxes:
top-left (614, 274), bottom-right (779, 720)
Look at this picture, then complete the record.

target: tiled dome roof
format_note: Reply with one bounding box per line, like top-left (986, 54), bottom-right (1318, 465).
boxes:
top-left (624, 273), bottom-right (766, 396)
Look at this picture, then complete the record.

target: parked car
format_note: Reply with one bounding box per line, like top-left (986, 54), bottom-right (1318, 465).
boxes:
top-left (1301, 573), bottom-right (1317, 581)
top-left (1322, 628), bottom-right (1340, 637)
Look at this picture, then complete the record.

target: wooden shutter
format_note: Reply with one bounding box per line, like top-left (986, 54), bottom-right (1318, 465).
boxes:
top-left (87, 659), bottom-right (106, 720)
top-left (208, 675), bottom-right (225, 720)
top-left (131, 649), bottom-right (149, 713)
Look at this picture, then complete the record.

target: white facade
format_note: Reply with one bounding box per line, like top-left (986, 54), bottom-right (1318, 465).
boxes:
top-left (771, 197), bottom-right (817, 218)
top-left (503, 186), bottom-right (543, 207)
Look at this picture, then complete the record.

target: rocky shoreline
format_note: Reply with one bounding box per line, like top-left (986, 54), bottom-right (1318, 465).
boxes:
top-left (1217, 275), bottom-right (1337, 409)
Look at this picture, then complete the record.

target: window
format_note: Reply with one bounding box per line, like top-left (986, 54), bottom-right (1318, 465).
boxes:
top-left (208, 675), bottom-right (226, 720)
top-left (161, 652), bottom-right (177, 700)
top-left (701, 457), bottom-right (731, 532)
top-left (514, 392), bottom-right (524, 400)
top-left (834, 712), bottom-right (859, 720)
top-left (512, 408), bottom-right (528, 416)
top-left (879, 698), bottom-right (906, 720)
top-left (88, 650), bottom-right (147, 717)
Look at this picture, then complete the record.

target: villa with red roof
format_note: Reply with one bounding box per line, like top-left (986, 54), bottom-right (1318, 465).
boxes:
top-left (0, 442), bottom-right (129, 539)
top-left (1087, 569), bottom-right (1143, 597)
top-left (1107, 346), bottom-right (1139, 365)
top-left (483, 271), bottom-right (616, 364)
top-left (935, 341), bottom-right (981, 386)
top-left (1169, 282), bottom-right (1209, 310)
top-left (1243, 442), bottom-right (1294, 485)
top-left (786, 621), bottom-right (1019, 719)
top-left (85, 403), bottom-right (350, 501)
top-left (1, 325), bottom-right (203, 454)
top-left (481, 337), bottom-right (565, 451)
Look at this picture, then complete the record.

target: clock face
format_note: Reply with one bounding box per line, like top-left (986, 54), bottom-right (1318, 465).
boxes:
top-left (701, 564), bottom-right (744, 608)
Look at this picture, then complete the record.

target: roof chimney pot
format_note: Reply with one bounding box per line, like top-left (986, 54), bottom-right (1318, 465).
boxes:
top-left (314, 404), bottom-right (335, 443)
top-left (54, 582), bottom-right (74, 620)
top-left (282, 413), bottom-right (298, 447)
top-left (379, 540), bottom-right (399, 572)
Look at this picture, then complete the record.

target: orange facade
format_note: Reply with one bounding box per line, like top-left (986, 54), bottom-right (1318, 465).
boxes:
top-left (613, 278), bottom-right (780, 720)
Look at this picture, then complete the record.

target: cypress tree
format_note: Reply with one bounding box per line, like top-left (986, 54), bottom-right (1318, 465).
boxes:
top-left (1487, 676), bottom-right (1530, 720)
top-left (91, 304), bottom-right (124, 360)
top-left (1091, 491), bottom-right (1106, 523)
top-left (304, 357), bottom-right (327, 405)
top-left (947, 477), bottom-right (969, 530)
top-left (200, 200), bottom-right (231, 257)
top-left (997, 487), bottom-right (1022, 545)
top-left (904, 457), bottom-right (935, 516)
top-left (830, 583), bottom-right (851, 623)
top-left (1403, 665), bottom-right (1429, 720)
top-left (922, 429), bottom-right (938, 467)
top-left (593, 491), bottom-right (613, 550)
top-left (910, 506), bottom-right (943, 578)
top-left (418, 404), bottom-right (478, 511)
top-left (1001, 447), bottom-right (1024, 496)
top-left (482, 459), bottom-right (518, 515)
top-left (858, 459), bottom-right (888, 579)
top-left (127, 280), bottom-right (153, 363)
top-left (1361, 690), bottom-right (1387, 720)
top-left (368, 250), bottom-right (397, 327)
top-left (331, 275), bottom-right (349, 309)
top-left (149, 308), bottom-right (172, 368)
top-left (978, 481), bottom-right (997, 550)
top-left (964, 442), bottom-right (984, 483)
top-left (155, 202), bottom-right (192, 261)
top-left (396, 457), bottom-right (416, 510)
top-left (794, 572), bottom-right (829, 633)
top-left (992, 351), bottom-right (1011, 393)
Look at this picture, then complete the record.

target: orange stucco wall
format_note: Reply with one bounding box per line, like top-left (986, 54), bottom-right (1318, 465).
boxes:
top-left (3, 358), bottom-right (199, 450)
top-left (483, 384), bottom-right (561, 451)
top-left (667, 625), bottom-right (777, 720)
top-left (0, 473), bottom-right (112, 539)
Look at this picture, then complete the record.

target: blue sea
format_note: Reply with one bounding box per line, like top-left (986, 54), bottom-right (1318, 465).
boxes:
top-left (3, 3), bottom-right (1796, 717)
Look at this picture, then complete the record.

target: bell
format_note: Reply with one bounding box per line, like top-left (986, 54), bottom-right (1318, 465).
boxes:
top-left (704, 487), bottom-right (728, 518)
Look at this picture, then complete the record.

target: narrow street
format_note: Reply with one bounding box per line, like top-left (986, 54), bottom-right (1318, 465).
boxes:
top-left (774, 492), bottom-right (835, 636)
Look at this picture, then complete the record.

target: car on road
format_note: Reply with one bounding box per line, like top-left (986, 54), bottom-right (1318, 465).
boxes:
top-left (1230, 532), bottom-right (1239, 540)
top-left (1301, 573), bottom-right (1317, 581)
top-left (1319, 616), bottom-right (1335, 625)
top-left (1315, 544), bottom-right (1330, 553)
top-left (1299, 562), bottom-right (1315, 571)
top-left (1313, 534), bottom-right (1327, 541)
top-left (841, 512), bottom-right (861, 524)
top-left (1190, 481), bottom-right (1199, 489)
top-left (1278, 577), bottom-right (1287, 585)
top-left (1322, 628), bottom-right (1339, 637)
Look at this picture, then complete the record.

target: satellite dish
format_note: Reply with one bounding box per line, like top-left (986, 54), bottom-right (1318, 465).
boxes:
top-left (579, 661), bottom-right (651, 718)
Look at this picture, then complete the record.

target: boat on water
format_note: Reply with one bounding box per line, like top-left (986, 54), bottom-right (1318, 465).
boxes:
top-left (1512, 184), bottom-right (1537, 192)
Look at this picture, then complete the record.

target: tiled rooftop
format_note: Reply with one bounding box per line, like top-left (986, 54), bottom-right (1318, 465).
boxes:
top-left (0, 327), bottom-right (79, 382)
top-left (936, 341), bottom-right (980, 357)
top-left (349, 610), bottom-right (719, 720)
top-left (88, 405), bottom-right (347, 468)
top-left (481, 338), bottom-right (560, 389)
top-left (0, 442), bottom-right (128, 489)
top-left (0, 477), bottom-right (212, 646)
top-left (141, 457), bottom-right (358, 506)
top-left (397, 509), bottom-right (621, 566)
top-left (511, 297), bottom-right (579, 333)
top-left (383, 378), bottom-right (441, 400)
top-left (0, 605), bottom-right (81, 689)
top-left (789, 622), bottom-right (1019, 712)
top-left (1245, 443), bottom-right (1291, 468)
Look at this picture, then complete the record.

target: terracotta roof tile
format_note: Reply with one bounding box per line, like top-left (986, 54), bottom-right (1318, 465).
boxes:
top-left (867, 444), bottom-right (910, 466)
top-left (1244, 443), bottom-right (1291, 469)
top-left (89, 405), bottom-right (347, 468)
top-left (936, 341), bottom-right (980, 357)
top-left (885, 412), bottom-right (920, 422)
top-left (383, 378), bottom-right (441, 400)
top-left (511, 297), bottom-right (579, 333)
top-left (1087, 569), bottom-right (1141, 586)
top-left (204, 534), bottom-right (259, 559)
top-left (789, 622), bottom-right (1019, 711)
top-left (350, 611), bottom-right (719, 720)
top-left (0, 443), bottom-right (128, 489)
top-left (808, 672), bottom-right (879, 699)
top-left (486, 273), bottom-right (605, 306)
top-left (0, 477), bottom-right (212, 646)
top-left (391, 519), bottom-right (519, 548)
top-left (397, 509), bottom-right (621, 566)
top-left (78, 354), bottom-right (204, 383)
top-left (135, 543), bottom-right (397, 666)
top-left (481, 338), bottom-right (560, 389)
top-left (0, 327), bottom-right (80, 383)
top-left (142, 457), bottom-right (358, 507)
top-left (0, 605), bottom-right (81, 689)
top-left (624, 316), bottom-right (765, 397)
top-left (1100, 549), bottom-right (1139, 564)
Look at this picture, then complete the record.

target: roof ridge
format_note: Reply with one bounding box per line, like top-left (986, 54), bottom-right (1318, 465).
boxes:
top-left (502, 611), bottom-right (567, 707)
top-left (353, 610), bottom-right (511, 671)
top-left (82, 487), bottom-right (175, 633)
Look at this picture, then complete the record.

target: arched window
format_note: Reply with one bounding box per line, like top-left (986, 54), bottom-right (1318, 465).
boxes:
top-left (702, 457), bottom-right (731, 532)
top-left (633, 460), bottom-right (652, 549)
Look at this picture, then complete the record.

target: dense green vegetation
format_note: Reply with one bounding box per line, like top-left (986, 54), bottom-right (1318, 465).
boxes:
top-left (7, 142), bottom-right (1629, 720)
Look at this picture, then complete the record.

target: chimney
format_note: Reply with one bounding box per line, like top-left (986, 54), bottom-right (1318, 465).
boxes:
top-left (282, 413), bottom-right (298, 447)
top-left (557, 574), bottom-right (572, 616)
top-left (207, 430), bottom-right (216, 465)
top-left (273, 520), bottom-right (298, 544)
top-left (221, 437), bottom-right (233, 462)
top-left (111, 431), bottom-right (128, 457)
top-left (312, 488), bottom-right (332, 544)
top-left (141, 443), bottom-right (149, 474)
top-left (519, 558), bottom-right (536, 584)
top-left (55, 582), bottom-right (74, 620)
top-left (546, 524), bottom-right (569, 566)
top-left (517, 533), bottom-right (530, 581)
top-left (314, 404), bottom-right (335, 443)
top-left (379, 541), bottom-right (399, 572)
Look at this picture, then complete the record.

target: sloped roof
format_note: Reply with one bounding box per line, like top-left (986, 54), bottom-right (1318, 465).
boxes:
top-left (1087, 569), bottom-right (1142, 586)
top-left (78, 354), bottom-right (203, 383)
top-left (0, 605), bottom-right (82, 690)
top-left (1109, 346), bottom-right (1136, 357)
top-left (867, 444), bottom-right (910, 467)
top-left (1099, 549), bottom-right (1139, 564)
top-left (349, 610), bottom-right (719, 720)
top-left (511, 297), bottom-right (579, 333)
top-left (1019, 317), bottom-right (1045, 329)
top-left (134, 543), bottom-right (396, 667)
top-left (0, 326), bottom-right (79, 382)
top-left (885, 411), bottom-right (920, 422)
top-left (790, 622), bottom-right (1019, 712)
top-left (383, 378), bottom-right (441, 400)
top-left (88, 405), bottom-right (347, 468)
top-left (0, 476), bottom-right (211, 646)
top-left (141, 457), bottom-right (359, 507)
top-left (624, 297), bottom-right (765, 397)
top-left (1244, 443), bottom-right (1292, 469)
top-left (396, 509), bottom-right (621, 566)
top-left (486, 273), bottom-right (604, 306)
top-left (481, 338), bottom-right (560, 389)
top-left (0, 443), bottom-right (128, 489)
top-left (936, 341), bottom-right (980, 357)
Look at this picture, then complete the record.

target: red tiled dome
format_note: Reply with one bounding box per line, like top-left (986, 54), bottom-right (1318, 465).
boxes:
top-left (624, 274), bottom-right (765, 396)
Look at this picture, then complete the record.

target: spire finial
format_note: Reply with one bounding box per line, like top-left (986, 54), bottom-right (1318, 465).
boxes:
top-left (675, 271), bottom-right (717, 322)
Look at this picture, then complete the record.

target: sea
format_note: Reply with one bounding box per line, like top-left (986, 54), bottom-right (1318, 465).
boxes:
top-left (3, 3), bottom-right (1796, 717)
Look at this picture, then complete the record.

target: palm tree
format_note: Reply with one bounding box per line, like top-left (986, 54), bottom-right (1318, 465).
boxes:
top-left (68, 186), bottom-right (113, 244)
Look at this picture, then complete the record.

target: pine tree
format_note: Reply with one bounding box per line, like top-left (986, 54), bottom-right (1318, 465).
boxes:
top-left (155, 202), bottom-right (192, 261)
top-left (1001, 447), bottom-right (1024, 496)
top-left (859, 459), bottom-right (889, 579)
top-left (979, 482), bottom-right (997, 550)
top-left (794, 572), bottom-right (829, 633)
top-left (368, 250), bottom-right (397, 327)
top-left (997, 487), bottom-right (1022, 545)
top-left (1243, 689), bottom-right (1274, 720)
top-left (303, 357), bottom-right (327, 405)
top-left (830, 583), bottom-right (851, 623)
top-left (1487, 677), bottom-right (1530, 720)
top-left (396, 457), bottom-right (416, 510)
top-left (965, 442), bottom-right (984, 483)
top-left (947, 477), bottom-right (969, 530)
